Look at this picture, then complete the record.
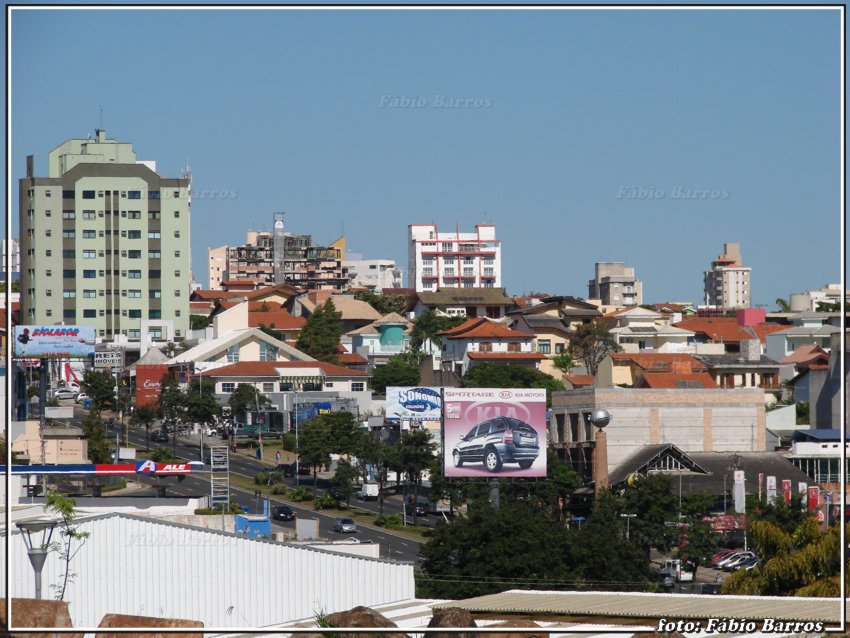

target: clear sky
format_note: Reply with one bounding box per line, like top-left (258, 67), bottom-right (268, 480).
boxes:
top-left (9, 7), bottom-right (842, 306)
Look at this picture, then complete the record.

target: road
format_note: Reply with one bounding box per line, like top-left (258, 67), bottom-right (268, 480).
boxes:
top-left (93, 414), bottom-right (429, 564)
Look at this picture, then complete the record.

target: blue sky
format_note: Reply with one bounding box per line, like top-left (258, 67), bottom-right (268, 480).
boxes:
top-left (9, 7), bottom-right (842, 306)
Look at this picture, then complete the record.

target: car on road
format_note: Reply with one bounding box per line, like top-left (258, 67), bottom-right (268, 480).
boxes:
top-left (404, 500), bottom-right (430, 516)
top-left (328, 486), bottom-right (342, 501)
top-left (271, 505), bottom-right (296, 521)
top-left (333, 517), bottom-right (357, 533)
top-left (451, 416), bottom-right (540, 473)
top-left (275, 463), bottom-right (296, 477)
top-left (150, 430), bottom-right (170, 443)
top-left (53, 388), bottom-right (77, 400)
top-left (74, 392), bottom-right (90, 404)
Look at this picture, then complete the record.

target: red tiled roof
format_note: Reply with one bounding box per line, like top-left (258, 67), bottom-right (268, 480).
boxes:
top-left (197, 360), bottom-right (369, 378)
top-left (467, 352), bottom-right (546, 360)
top-left (565, 374), bottom-right (594, 387)
top-left (673, 318), bottom-right (753, 343)
top-left (610, 353), bottom-right (705, 372)
top-left (248, 310), bottom-right (306, 331)
top-left (636, 372), bottom-right (718, 389)
top-left (807, 364), bottom-right (829, 371)
top-left (337, 352), bottom-right (369, 365)
top-left (191, 290), bottom-right (248, 301)
top-left (656, 303), bottom-right (687, 313)
top-left (748, 323), bottom-right (789, 344)
top-left (781, 344), bottom-right (830, 366)
top-left (439, 317), bottom-right (533, 340)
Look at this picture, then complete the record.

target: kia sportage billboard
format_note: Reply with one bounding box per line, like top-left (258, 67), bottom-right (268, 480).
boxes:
top-left (443, 388), bottom-right (547, 477)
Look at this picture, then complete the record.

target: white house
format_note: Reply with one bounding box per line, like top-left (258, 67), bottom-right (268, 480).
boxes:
top-left (435, 317), bottom-right (544, 377)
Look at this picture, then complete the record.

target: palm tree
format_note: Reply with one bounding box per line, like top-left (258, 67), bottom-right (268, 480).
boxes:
top-left (775, 297), bottom-right (791, 312)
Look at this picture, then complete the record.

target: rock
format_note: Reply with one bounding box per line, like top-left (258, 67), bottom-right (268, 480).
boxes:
top-left (97, 613), bottom-right (204, 638)
top-left (427, 607), bottom-right (478, 638)
top-left (296, 606), bottom-right (408, 638)
top-left (0, 598), bottom-right (81, 638)
top-left (477, 619), bottom-right (549, 638)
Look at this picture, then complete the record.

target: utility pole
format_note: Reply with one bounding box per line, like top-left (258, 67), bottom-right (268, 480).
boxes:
top-left (39, 358), bottom-right (48, 494)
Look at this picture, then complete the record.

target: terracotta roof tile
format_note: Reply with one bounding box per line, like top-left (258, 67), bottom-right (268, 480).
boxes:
top-left (197, 360), bottom-right (369, 378)
top-left (467, 352), bottom-right (547, 360)
top-left (748, 323), bottom-right (790, 344)
top-left (781, 344), bottom-right (831, 366)
top-left (337, 352), bottom-right (369, 365)
top-left (191, 290), bottom-right (248, 301)
top-left (248, 309), bottom-right (306, 330)
top-left (565, 374), bottom-right (594, 387)
top-left (439, 317), bottom-right (533, 340)
top-left (636, 372), bottom-right (718, 389)
top-left (673, 317), bottom-right (754, 343)
top-left (609, 353), bottom-right (705, 372)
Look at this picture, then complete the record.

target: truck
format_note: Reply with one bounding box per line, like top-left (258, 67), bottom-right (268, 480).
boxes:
top-left (660, 558), bottom-right (694, 583)
top-left (356, 482), bottom-right (380, 501)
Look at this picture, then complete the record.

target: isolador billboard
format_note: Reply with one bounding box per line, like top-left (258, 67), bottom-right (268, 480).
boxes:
top-left (13, 325), bottom-right (95, 359)
top-left (443, 388), bottom-right (547, 477)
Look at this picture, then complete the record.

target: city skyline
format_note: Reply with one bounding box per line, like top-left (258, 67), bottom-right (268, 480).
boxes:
top-left (10, 7), bottom-right (842, 305)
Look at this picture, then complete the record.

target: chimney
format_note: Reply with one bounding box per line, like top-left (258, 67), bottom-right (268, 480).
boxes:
top-left (26, 155), bottom-right (33, 178)
top-left (741, 339), bottom-right (761, 362)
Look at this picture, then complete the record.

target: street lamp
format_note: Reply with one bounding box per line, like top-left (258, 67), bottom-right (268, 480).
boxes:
top-left (16, 517), bottom-right (58, 599)
top-left (620, 513), bottom-right (637, 541)
top-left (589, 409), bottom-right (612, 497)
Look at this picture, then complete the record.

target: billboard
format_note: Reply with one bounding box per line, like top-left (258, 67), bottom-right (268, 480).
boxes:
top-left (294, 402), bottom-right (332, 424)
top-left (13, 325), bottom-right (95, 359)
top-left (443, 388), bottom-right (547, 477)
top-left (386, 387), bottom-right (442, 422)
top-left (135, 364), bottom-right (169, 407)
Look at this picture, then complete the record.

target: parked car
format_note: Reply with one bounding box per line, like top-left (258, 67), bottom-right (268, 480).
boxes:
top-left (74, 392), bottom-right (90, 404)
top-left (736, 556), bottom-right (761, 571)
top-left (333, 517), bottom-right (357, 533)
top-left (53, 388), bottom-right (77, 400)
top-left (720, 551), bottom-right (756, 571)
top-left (710, 549), bottom-right (736, 566)
top-left (328, 486), bottom-right (342, 501)
top-left (150, 430), bottom-right (170, 443)
top-left (271, 505), bottom-right (296, 522)
top-left (451, 416), bottom-right (540, 473)
top-left (405, 500), bottom-right (430, 516)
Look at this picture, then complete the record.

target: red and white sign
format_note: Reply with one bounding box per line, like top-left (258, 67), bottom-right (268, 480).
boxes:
top-left (135, 364), bottom-right (170, 407)
top-left (807, 486), bottom-right (820, 511)
top-left (782, 479), bottom-right (792, 506)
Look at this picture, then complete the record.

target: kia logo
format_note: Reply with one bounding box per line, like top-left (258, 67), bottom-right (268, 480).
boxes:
top-left (499, 391), bottom-right (512, 399)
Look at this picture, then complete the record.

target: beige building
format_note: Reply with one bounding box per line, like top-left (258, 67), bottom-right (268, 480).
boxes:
top-left (550, 387), bottom-right (767, 479)
top-left (703, 242), bottom-right (751, 309)
top-left (208, 245), bottom-right (228, 290)
top-left (10, 421), bottom-right (89, 464)
top-left (587, 262), bottom-right (643, 307)
top-left (19, 130), bottom-right (191, 342)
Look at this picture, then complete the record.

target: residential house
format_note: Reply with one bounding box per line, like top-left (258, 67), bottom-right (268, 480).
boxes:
top-left (348, 312), bottom-right (413, 366)
top-left (508, 296), bottom-right (602, 377)
top-left (787, 429), bottom-right (848, 490)
top-left (603, 306), bottom-right (695, 353)
top-left (596, 353), bottom-right (708, 387)
top-left (413, 287), bottom-right (516, 320)
top-left (292, 290), bottom-right (383, 339)
top-left (674, 314), bottom-right (786, 354)
top-left (694, 339), bottom-right (782, 398)
top-left (764, 313), bottom-right (841, 362)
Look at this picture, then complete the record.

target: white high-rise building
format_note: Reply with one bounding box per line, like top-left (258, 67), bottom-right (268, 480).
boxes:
top-left (408, 223), bottom-right (501, 292)
top-left (703, 242), bottom-right (751, 309)
top-left (344, 256), bottom-right (403, 290)
top-left (3, 239), bottom-right (20, 279)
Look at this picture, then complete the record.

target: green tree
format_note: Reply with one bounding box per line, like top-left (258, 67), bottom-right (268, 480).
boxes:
top-left (567, 321), bottom-right (621, 377)
top-left (371, 355), bottom-right (420, 395)
top-left (552, 352), bottom-right (576, 376)
top-left (321, 411), bottom-right (362, 456)
top-left (748, 493), bottom-right (810, 535)
top-left (45, 492), bottom-right (90, 601)
top-left (775, 297), bottom-right (791, 312)
top-left (399, 429), bottom-right (437, 525)
top-left (189, 315), bottom-right (212, 330)
top-left (332, 459), bottom-right (359, 507)
top-left (81, 412), bottom-right (111, 463)
top-left (676, 492), bottom-right (722, 584)
top-left (81, 369), bottom-right (117, 416)
top-left (409, 310), bottom-right (466, 355)
top-left (353, 290), bottom-right (408, 315)
top-left (297, 418), bottom-right (332, 496)
top-left (460, 363), bottom-right (564, 406)
top-left (185, 389), bottom-right (220, 427)
top-left (130, 404), bottom-right (159, 450)
top-left (619, 473), bottom-right (679, 557)
top-left (296, 299), bottom-right (342, 363)
top-left (356, 432), bottom-right (397, 515)
top-left (227, 384), bottom-right (271, 422)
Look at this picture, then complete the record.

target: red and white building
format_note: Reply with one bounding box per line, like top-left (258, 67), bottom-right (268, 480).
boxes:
top-left (436, 317), bottom-right (544, 377)
top-left (408, 223), bottom-right (501, 292)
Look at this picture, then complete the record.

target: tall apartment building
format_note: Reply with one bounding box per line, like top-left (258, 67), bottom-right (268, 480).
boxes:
top-left (703, 242), bottom-right (751, 309)
top-left (587, 262), bottom-right (642, 306)
top-left (344, 256), bottom-right (403, 290)
top-left (19, 130), bottom-right (191, 342)
top-left (408, 223), bottom-right (501, 292)
top-left (207, 218), bottom-right (347, 290)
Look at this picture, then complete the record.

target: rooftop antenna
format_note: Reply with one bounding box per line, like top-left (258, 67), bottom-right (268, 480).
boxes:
top-left (98, 103), bottom-right (103, 131)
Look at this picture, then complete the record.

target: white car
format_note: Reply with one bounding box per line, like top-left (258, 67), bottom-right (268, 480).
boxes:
top-left (53, 388), bottom-right (77, 400)
top-left (75, 392), bottom-right (90, 404)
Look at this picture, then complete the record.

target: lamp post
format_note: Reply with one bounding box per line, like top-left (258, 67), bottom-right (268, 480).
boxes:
top-left (620, 513), bottom-right (637, 541)
top-left (590, 409), bottom-right (612, 497)
top-left (16, 517), bottom-right (58, 599)
top-left (293, 390), bottom-right (299, 486)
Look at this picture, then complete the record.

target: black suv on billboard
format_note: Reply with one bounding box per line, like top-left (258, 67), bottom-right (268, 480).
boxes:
top-left (451, 416), bottom-right (539, 472)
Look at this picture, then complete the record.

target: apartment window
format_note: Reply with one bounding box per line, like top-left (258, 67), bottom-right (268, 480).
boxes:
top-left (149, 191), bottom-right (160, 200)
top-left (174, 270), bottom-right (181, 277)
top-left (149, 310), bottom-right (162, 319)
top-left (173, 191), bottom-right (179, 198)
top-left (538, 339), bottom-right (551, 355)
top-left (352, 382), bottom-right (365, 392)
top-left (221, 383), bottom-right (236, 393)
top-left (555, 343), bottom-right (565, 354)
top-left (148, 231), bottom-right (161, 239)
top-left (82, 190), bottom-right (95, 199)
top-left (83, 289), bottom-right (96, 298)
top-left (62, 190), bottom-right (74, 199)
top-left (443, 267), bottom-right (454, 276)
top-left (83, 309), bottom-right (96, 318)
top-left (45, 190), bottom-right (51, 197)
top-left (62, 211), bottom-right (75, 220)
top-left (63, 269), bottom-right (75, 278)
top-left (128, 191), bottom-right (141, 199)
top-left (45, 249), bottom-right (52, 257)
top-left (82, 210), bottom-right (96, 220)
top-left (63, 289), bottom-right (76, 298)
top-left (149, 250), bottom-right (161, 259)
top-left (45, 310), bottom-right (52, 317)
top-left (174, 230), bottom-right (180, 238)
top-left (99, 270), bottom-right (105, 276)
top-left (45, 229), bottom-right (52, 237)
top-left (99, 231), bottom-right (105, 237)
top-left (422, 268), bottom-right (433, 276)
top-left (226, 344), bottom-right (240, 363)
top-left (463, 268), bottom-right (474, 276)
top-left (148, 211), bottom-right (160, 220)
top-left (63, 309), bottom-right (76, 319)
top-left (128, 211), bottom-right (142, 219)
top-left (45, 290), bottom-right (52, 297)
top-left (149, 289), bottom-right (161, 298)
top-left (128, 270), bottom-right (142, 279)
top-left (175, 310), bottom-right (181, 317)
top-left (174, 250), bottom-right (181, 258)
top-left (83, 270), bottom-right (96, 278)
top-left (259, 342), bottom-right (279, 361)
top-left (128, 290), bottom-right (142, 298)
top-left (82, 250), bottom-right (96, 259)
top-left (128, 250), bottom-right (142, 259)
top-left (128, 309), bottom-right (142, 319)
top-left (82, 230), bottom-right (96, 238)
top-left (149, 270), bottom-right (160, 278)
top-left (128, 230), bottom-right (142, 239)
top-left (507, 343), bottom-right (521, 353)
top-left (174, 289), bottom-right (181, 297)
top-left (262, 382), bottom-right (275, 393)
top-left (441, 243), bottom-right (453, 251)
top-left (484, 268), bottom-right (494, 276)
top-left (128, 329), bottom-right (141, 339)
top-left (174, 211), bottom-right (180, 218)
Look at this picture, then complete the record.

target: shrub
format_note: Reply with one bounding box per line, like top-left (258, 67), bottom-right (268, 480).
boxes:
top-left (313, 493), bottom-right (338, 510)
top-left (289, 486), bottom-right (311, 502)
top-left (271, 483), bottom-right (289, 496)
top-left (254, 471), bottom-right (270, 485)
top-left (375, 513), bottom-right (403, 529)
top-left (150, 447), bottom-right (175, 462)
top-left (281, 433), bottom-right (296, 452)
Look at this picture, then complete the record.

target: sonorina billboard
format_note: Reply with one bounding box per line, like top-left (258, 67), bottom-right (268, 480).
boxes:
top-left (443, 388), bottom-right (547, 478)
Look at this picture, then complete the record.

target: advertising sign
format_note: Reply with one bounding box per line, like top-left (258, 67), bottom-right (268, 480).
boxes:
top-left (766, 475), bottom-right (777, 504)
top-left (807, 486), bottom-right (820, 511)
top-left (733, 470), bottom-right (746, 514)
top-left (386, 387), bottom-right (442, 422)
top-left (135, 364), bottom-right (169, 408)
top-left (782, 479), bottom-right (792, 506)
top-left (13, 325), bottom-right (95, 359)
top-left (443, 388), bottom-right (547, 477)
top-left (94, 351), bottom-right (123, 368)
top-left (294, 402), bottom-right (332, 424)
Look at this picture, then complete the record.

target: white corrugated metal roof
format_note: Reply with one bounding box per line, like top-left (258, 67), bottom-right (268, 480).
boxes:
top-left (3, 512), bottom-right (413, 629)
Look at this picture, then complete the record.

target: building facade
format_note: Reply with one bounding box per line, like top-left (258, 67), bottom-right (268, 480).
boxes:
top-left (344, 258), bottom-right (403, 290)
top-left (703, 242), bottom-right (751, 309)
top-left (19, 130), bottom-right (190, 342)
top-left (408, 223), bottom-right (501, 292)
top-left (3, 238), bottom-right (20, 280)
top-left (587, 262), bottom-right (642, 306)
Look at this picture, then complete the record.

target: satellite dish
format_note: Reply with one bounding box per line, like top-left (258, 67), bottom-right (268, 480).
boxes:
top-left (589, 409), bottom-right (612, 429)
